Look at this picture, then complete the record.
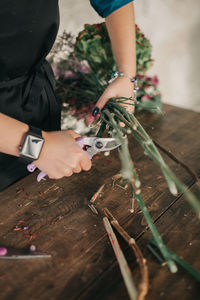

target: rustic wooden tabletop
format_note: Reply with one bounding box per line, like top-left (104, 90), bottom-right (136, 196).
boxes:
top-left (0, 105), bottom-right (199, 300)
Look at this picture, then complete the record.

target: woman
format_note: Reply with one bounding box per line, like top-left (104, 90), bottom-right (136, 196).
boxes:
top-left (0, 0), bottom-right (136, 191)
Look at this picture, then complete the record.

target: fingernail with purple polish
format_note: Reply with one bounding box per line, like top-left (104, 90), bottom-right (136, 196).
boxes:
top-left (92, 107), bottom-right (100, 117)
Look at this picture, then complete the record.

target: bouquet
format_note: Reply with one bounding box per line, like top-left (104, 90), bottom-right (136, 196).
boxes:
top-left (50, 23), bottom-right (162, 120)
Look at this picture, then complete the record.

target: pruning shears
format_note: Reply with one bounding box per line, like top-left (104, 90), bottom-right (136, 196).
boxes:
top-left (27, 137), bottom-right (121, 182)
top-left (0, 246), bottom-right (51, 260)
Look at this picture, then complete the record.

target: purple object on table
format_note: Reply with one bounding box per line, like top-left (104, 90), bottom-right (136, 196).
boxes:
top-left (0, 247), bottom-right (8, 256)
top-left (0, 246), bottom-right (51, 259)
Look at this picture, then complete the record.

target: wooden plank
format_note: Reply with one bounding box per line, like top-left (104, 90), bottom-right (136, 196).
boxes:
top-left (0, 105), bottom-right (199, 299)
top-left (82, 183), bottom-right (200, 300)
top-left (142, 182), bottom-right (200, 300)
top-left (138, 105), bottom-right (200, 176)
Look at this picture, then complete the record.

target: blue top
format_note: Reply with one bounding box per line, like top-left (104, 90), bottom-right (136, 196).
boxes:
top-left (90, 0), bottom-right (134, 18)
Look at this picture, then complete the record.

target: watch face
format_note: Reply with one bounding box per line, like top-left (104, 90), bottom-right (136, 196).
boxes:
top-left (19, 134), bottom-right (44, 160)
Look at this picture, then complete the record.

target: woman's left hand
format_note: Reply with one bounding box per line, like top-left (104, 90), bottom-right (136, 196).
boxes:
top-left (86, 76), bottom-right (135, 125)
top-left (97, 76), bottom-right (135, 112)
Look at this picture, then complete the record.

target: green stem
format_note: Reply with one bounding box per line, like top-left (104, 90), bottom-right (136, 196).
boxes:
top-left (102, 107), bottom-right (178, 273)
top-left (147, 244), bottom-right (164, 264)
top-left (103, 109), bottom-right (140, 188)
top-left (105, 102), bottom-right (200, 217)
top-left (131, 185), bottom-right (178, 273)
top-left (99, 98), bottom-right (200, 274)
top-left (149, 238), bottom-right (200, 282)
top-left (96, 120), bottom-right (107, 138)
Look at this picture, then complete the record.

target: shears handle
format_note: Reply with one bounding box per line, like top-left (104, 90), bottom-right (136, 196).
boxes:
top-left (27, 163), bottom-right (47, 182)
top-left (27, 138), bottom-right (90, 182)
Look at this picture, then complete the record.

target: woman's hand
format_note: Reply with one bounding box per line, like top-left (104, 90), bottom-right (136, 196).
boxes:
top-left (34, 130), bottom-right (91, 179)
top-left (85, 77), bottom-right (135, 126)
top-left (94, 76), bottom-right (135, 114)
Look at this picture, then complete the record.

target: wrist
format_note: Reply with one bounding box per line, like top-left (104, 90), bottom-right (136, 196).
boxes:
top-left (18, 126), bottom-right (45, 163)
top-left (109, 71), bottom-right (136, 84)
top-left (14, 124), bottom-right (29, 157)
top-left (113, 76), bottom-right (135, 86)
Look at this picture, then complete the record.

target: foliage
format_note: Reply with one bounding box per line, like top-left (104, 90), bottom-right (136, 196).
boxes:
top-left (50, 22), bottom-right (161, 119)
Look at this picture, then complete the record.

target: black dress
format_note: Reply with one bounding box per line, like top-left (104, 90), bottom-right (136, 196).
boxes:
top-left (0, 0), bottom-right (61, 191)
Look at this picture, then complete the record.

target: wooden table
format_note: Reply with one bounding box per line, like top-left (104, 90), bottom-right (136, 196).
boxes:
top-left (0, 105), bottom-right (199, 300)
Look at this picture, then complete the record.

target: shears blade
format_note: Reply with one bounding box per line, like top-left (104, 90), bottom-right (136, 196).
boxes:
top-left (80, 137), bottom-right (121, 158)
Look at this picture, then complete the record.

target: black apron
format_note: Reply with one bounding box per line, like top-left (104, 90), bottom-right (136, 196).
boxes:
top-left (0, 0), bottom-right (61, 191)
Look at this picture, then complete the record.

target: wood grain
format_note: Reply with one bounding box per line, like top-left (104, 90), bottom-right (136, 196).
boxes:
top-left (0, 105), bottom-right (199, 300)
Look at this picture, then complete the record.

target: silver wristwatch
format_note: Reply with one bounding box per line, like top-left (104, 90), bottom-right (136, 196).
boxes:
top-left (19, 126), bottom-right (44, 163)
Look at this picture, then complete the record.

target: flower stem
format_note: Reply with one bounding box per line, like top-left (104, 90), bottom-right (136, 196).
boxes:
top-left (130, 185), bottom-right (178, 273)
top-left (102, 100), bottom-right (200, 217)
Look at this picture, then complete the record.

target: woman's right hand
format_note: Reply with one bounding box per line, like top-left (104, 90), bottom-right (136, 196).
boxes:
top-left (34, 130), bottom-right (92, 179)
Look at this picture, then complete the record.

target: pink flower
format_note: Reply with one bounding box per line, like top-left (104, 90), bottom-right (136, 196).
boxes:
top-left (141, 95), bottom-right (151, 101)
top-left (151, 75), bottom-right (159, 86)
top-left (77, 112), bottom-right (87, 120)
top-left (146, 77), bottom-right (152, 82)
top-left (137, 74), bottom-right (145, 79)
top-left (64, 70), bottom-right (78, 79)
top-left (85, 113), bottom-right (95, 125)
top-left (70, 107), bottom-right (77, 116)
top-left (80, 60), bottom-right (90, 74)
top-left (85, 112), bottom-right (101, 126)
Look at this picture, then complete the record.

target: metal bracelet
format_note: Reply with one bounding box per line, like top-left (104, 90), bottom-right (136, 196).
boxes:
top-left (108, 71), bottom-right (137, 84)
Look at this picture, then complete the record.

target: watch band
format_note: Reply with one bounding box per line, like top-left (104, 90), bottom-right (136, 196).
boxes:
top-left (18, 126), bottom-right (44, 164)
top-left (28, 126), bottom-right (43, 138)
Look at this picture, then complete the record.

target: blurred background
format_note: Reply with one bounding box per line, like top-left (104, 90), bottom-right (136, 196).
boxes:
top-left (58, 0), bottom-right (200, 112)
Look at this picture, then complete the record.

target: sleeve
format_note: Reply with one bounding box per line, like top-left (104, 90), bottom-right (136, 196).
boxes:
top-left (90, 0), bottom-right (134, 18)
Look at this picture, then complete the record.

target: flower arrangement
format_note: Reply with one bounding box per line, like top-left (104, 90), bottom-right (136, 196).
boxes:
top-left (50, 23), bottom-right (162, 119)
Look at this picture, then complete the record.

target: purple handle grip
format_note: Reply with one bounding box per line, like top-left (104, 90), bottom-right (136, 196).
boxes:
top-left (37, 171), bottom-right (47, 182)
top-left (27, 137), bottom-right (88, 182)
top-left (27, 163), bottom-right (37, 172)
top-left (27, 163), bottom-right (47, 182)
